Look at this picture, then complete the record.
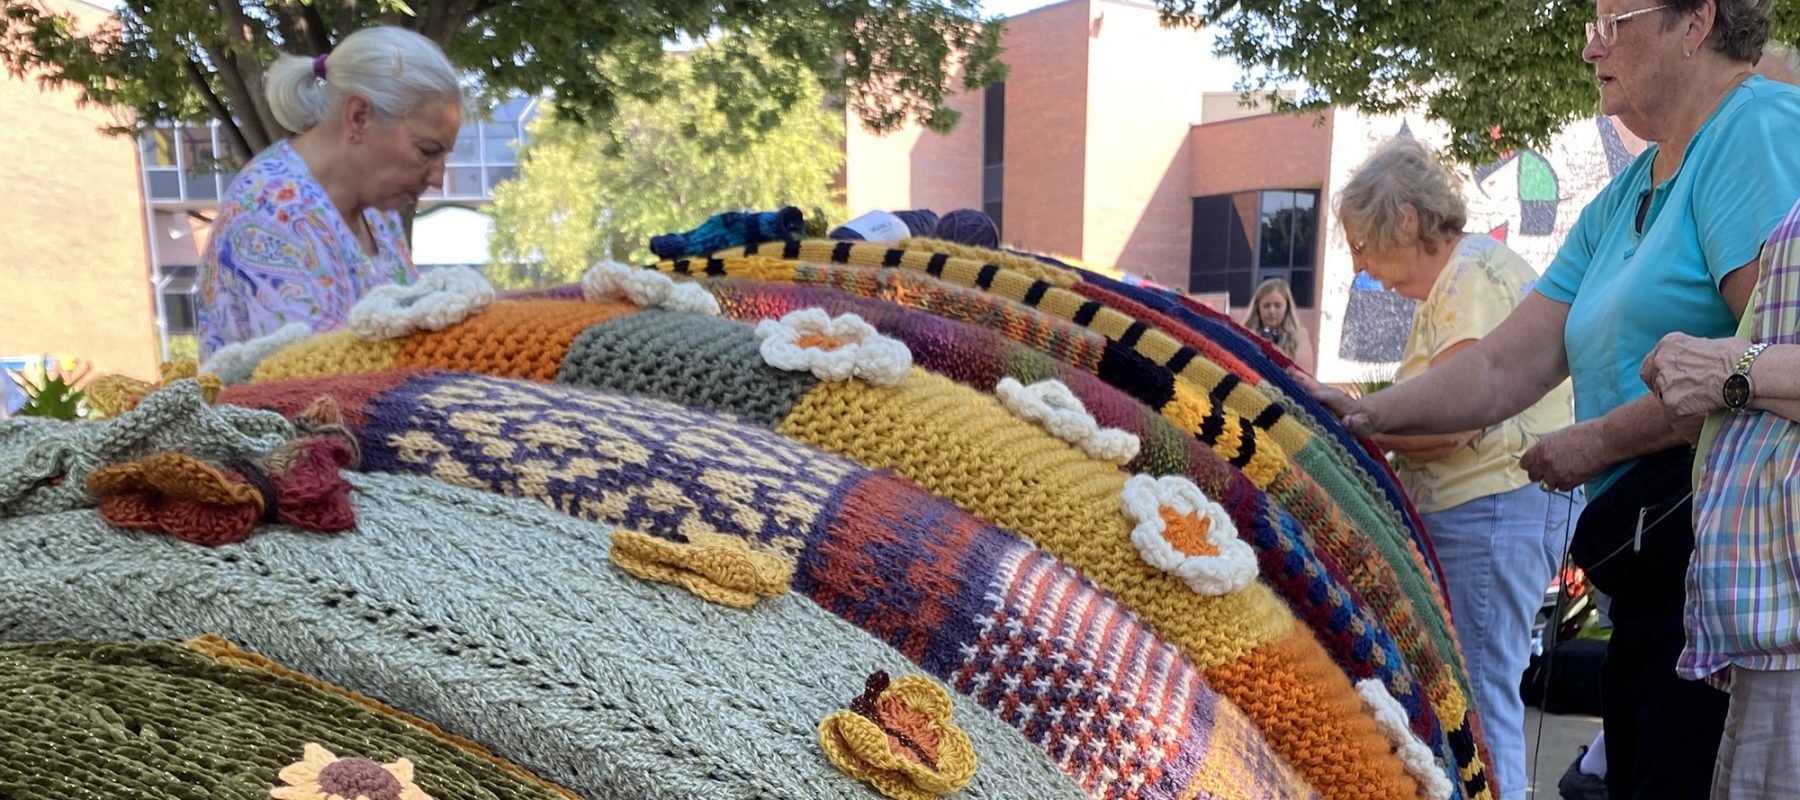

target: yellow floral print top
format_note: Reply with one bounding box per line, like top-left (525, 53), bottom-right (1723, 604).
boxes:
top-left (1394, 235), bottom-right (1575, 512)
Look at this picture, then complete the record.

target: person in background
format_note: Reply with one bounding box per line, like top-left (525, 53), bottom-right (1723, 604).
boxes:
top-left (1296, 0), bottom-right (1800, 795)
top-left (1242, 277), bottom-right (1315, 368)
top-left (1330, 136), bottom-right (1577, 800)
top-left (198, 26), bottom-right (463, 357)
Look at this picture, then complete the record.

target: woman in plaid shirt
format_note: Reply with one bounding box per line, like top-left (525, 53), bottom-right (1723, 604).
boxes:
top-left (1643, 200), bottom-right (1800, 798)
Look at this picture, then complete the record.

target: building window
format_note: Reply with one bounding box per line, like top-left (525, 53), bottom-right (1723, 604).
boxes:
top-left (1188, 188), bottom-right (1319, 307)
top-left (430, 95), bottom-right (537, 202)
top-left (158, 264), bottom-right (199, 335)
top-left (139, 124), bottom-right (235, 203)
top-left (982, 82), bottom-right (1005, 237)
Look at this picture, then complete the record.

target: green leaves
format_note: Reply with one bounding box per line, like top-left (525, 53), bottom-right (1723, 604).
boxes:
top-left (6, 358), bottom-right (91, 421)
top-left (486, 39), bottom-right (847, 287)
top-left (3, 0), bottom-right (1000, 160)
top-left (1165, 0), bottom-right (1800, 162)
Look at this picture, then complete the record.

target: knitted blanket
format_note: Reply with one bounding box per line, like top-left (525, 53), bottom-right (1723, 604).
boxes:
top-left (221, 370), bottom-right (1427, 800)
top-left (222, 371), bottom-right (1319, 800)
top-left (0, 413), bottom-right (1085, 800)
top-left (650, 244), bottom-right (1462, 693)
top-left (235, 289), bottom-right (1484, 800)
top-left (0, 638), bottom-right (578, 799)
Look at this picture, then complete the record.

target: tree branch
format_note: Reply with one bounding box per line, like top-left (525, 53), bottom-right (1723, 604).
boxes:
top-left (181, 55), bottom-right (252, 159)
top-left (212, 0), bottom-right (285, 144)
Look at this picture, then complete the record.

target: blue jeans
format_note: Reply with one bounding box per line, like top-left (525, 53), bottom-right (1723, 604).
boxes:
top-left (1423, 483), bottom-right (1581, 800)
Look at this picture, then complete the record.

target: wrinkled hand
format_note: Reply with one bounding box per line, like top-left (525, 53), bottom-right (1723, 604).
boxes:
top-left (1288, 367), bottom-right (1378, 436)
top-left (1641, 332), bottom-right (1747, 420)
top-left (1521, 425), bottom-right (1611, 491)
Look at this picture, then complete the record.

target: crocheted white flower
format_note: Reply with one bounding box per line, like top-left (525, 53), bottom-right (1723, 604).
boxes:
top-left (995, 378), bottom-right (1140, 464)
top-left (1357, 679), bottom-right (1454, 800)
top-left (348, 267), bottom-right (494, 341)
top-left (581, 260), bottom-right (720, 315)
top-left (754, 308), bottom-right (912, 386)
top-left (1120, 474), bottom-right (1257, 596)
top-left (200, 322), bottom-right (312, 384)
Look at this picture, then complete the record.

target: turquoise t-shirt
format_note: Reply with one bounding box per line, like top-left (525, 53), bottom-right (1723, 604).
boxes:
top-left (1536, 75), bottom-right (1800, 498)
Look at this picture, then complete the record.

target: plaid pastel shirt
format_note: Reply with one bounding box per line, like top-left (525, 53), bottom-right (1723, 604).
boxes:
top-left (1680, 203), bottom-right (1800, 683)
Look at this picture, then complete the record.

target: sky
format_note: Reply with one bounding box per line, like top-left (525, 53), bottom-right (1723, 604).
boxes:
top-left (979, 0), bottom-right (1252, 93)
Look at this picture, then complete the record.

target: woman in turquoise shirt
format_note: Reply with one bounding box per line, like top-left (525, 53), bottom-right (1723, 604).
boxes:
top-left (1302, 0), bottom-right (1800, 796)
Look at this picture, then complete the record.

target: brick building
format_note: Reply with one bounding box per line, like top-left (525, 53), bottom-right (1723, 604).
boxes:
top-left (0, 0), bottom-right (160, 385)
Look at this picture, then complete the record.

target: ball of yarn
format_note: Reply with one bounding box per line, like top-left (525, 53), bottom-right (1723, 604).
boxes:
top-left (892, 209), bottom-right (940, 237)
top-left (932, 209), bottom-right (999, 249)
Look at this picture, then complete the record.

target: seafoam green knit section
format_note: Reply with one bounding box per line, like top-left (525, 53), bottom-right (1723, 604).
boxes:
top-left (0, 467), bottom-right (1085, 800)
top-left (560, 310), bottom-right (819, 427)
top-left (0, 640), bottom-right (572, 799)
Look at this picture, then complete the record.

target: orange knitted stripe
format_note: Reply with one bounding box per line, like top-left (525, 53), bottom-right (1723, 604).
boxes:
top-left (396, 299), bottom-right (636, 382)
top-left (1207, 627), bottom-right (1422, 800)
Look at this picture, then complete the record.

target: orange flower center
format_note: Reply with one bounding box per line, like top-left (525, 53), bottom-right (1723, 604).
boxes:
top-left (1159, 507), bottom-right (1218, 557)
top-left (317, 758), bottom-right (402, 800)
top-left (794, 333), bottom-right (849, 351)
top-left (876, 694), bottom-right (942, 766)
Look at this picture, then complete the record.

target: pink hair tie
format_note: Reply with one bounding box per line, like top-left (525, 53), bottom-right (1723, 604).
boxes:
top-left (312, 53), bottom-right (328, 80)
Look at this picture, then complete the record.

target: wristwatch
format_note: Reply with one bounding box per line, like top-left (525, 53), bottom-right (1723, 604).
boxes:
top-left (1723, 342), bottom-right (1771, 412)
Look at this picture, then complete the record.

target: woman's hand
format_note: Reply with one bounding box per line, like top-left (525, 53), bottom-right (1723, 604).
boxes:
top-left (1641, 332), bottom-right (1748, 420)
top-left (1521, 424), bottom-right (1610, 491)
top-left (1287, 368), bottom-right (1379, 436)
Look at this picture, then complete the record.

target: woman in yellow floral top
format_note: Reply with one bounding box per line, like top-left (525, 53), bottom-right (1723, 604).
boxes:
top-left (1332, 136), bottom-right (1577, 800)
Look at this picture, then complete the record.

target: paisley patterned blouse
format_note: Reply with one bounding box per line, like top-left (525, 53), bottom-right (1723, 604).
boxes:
top-left (198, 140), bottom-right (414, 357)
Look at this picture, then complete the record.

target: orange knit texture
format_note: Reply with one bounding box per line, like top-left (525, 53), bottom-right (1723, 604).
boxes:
top-left (1208, 627), bottom-right (1423, 800)
top-left (396, 299), bottom-right (636, 381)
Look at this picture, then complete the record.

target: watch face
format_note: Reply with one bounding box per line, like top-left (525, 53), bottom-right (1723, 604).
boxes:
top-left (1725, 372), bottom-right (1752, 409)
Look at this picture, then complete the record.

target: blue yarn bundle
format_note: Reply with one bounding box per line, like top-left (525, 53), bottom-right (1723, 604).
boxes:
top-left (649, 206), bottom-right (806, 259)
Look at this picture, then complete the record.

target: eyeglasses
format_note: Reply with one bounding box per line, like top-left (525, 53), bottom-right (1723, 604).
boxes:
top-left (1585, 4), bottom-right (1669, 47)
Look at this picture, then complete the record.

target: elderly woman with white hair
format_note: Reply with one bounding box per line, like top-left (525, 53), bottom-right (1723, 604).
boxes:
top-left (1325, 135), bottom-right (1577, 800)
top-left (198, 26), bottom-right (463, 357)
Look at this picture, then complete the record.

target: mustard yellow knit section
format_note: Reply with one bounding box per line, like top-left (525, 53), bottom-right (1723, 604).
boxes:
top-left (893, 237), bottom-right (1080, 287)
top-left (660, 240), bottom-right (1316, 454)
top-left (252, 330), bottom-right (401, 382)
top-left (776, 370), bottom-right (1289, 669)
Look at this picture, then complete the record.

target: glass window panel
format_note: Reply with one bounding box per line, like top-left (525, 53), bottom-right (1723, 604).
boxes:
top-left (484, 165), bottom-right (517, 191)
top-left (444, 166), bottom-right (483, 197)
top-left (147, 170), bottom-right (183, 201)
top-left (482, 122), bottom-right (519, 162)
top-left (449, 127), bottom-right (482, 165)
top-left (983, 201), bottom-right (1003, 239)
top-left (1289, 192), bottom-right (1318, 269)
top-left (140, 128), bottom-right (178, 167)
top-left (163, 292), bottom-right (198, 334)
top-left (179, 126), bottom-right (215, 171)
top-left (1289, 269), bottom-right (1316, 308)
top-left (163, 264), bottom-right (198, 282)
top-left (183, 172), bottom-right (218, 201)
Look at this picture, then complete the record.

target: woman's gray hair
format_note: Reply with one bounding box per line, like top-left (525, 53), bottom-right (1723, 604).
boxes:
top-left (1665, 0), bottom-right (1772, 64)
top-left (266, 26), bottom-right (462, 135)
top-left (1335, 136), bottom-right (1467, 255)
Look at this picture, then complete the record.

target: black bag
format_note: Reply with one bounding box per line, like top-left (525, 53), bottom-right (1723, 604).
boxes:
top-left (1567, 447), bottom-right (1697, 609)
